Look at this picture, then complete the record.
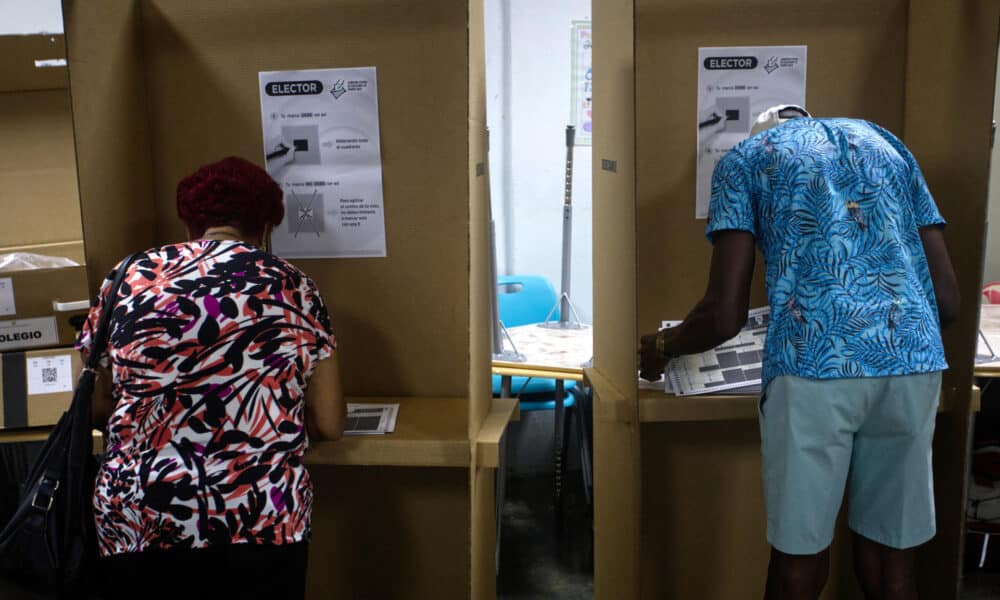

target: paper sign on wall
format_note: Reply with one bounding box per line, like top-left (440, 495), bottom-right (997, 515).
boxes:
top-left (696, 46), bottom-right (807, 218)
top-left (0, 278), bottom-right (14, 316)
top-left (259, 67), bottom-right (387, 258)
top-left (0, 317), bottom-right (59, 351)
top-left (27, 354), bottom-right (74, 395)
top-left (570, 21), bottom-right (592, 146)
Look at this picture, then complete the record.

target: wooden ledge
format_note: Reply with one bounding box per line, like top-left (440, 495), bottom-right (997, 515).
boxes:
top-left (639, 385), bottom-right (977, 424)
top-left (0, 428), bottom-right (104, 450)
top-left (0, 398), bottom-right (473, 468)
top-left (639, 390), bottom-right (758, 423)
top-left (306, 397), bottom-right (471, 468)
top-left (473, 397), bottom-right (519, 468)
top-left (492, 363), bottom-right (585, 382)
top-left (0, 397), bottom-right (518, 469)
top-left (584, 367), bottom-right (634, 423)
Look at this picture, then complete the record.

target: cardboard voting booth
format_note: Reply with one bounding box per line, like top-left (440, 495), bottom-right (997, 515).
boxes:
top-left (590, 1), bottom-right (999, 598)
top-left (62, 1), bottom-right (510, 598)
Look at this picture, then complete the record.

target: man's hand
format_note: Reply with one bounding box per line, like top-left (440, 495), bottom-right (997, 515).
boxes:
top-left (639, 330), bottom-right (670, 381)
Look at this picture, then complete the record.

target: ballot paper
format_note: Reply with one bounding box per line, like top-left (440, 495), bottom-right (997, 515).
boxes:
top-left (259, 67), bottom-right (387, 258)
top-left (658, 307), bottom-right (769, 396)
top-left (343, 403), bottom-right (399, 436)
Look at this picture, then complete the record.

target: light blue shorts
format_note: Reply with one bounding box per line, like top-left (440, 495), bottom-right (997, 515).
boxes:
top-left (759, 372), bottom-right (941, 555)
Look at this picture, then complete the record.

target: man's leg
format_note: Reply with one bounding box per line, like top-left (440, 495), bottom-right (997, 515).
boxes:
top-left (759, 377), bottom-right (863, 600)
top-left (847, 372), bottom-right (940, 600)
top-left (765, 546), bottom-right (830, 600)
top-left (852, 533), bottom-right (918, 600)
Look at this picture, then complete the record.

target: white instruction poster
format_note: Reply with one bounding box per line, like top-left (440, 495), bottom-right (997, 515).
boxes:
top-left (696, 46), bottom-right (806, 218)
top-left (27, 354), bottom-right (74, 395)
top-left (259, 67), bottom-right (387, 258)
top-left (570, 21), bottom-right (592, 146)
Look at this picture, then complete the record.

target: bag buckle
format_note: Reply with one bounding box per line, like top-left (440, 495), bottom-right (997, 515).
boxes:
top-left (31, 477), bottom-right (59, 513)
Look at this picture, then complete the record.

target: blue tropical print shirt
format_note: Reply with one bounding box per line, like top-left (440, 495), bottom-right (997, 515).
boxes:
top-left (706, 118), bottom-right (947, 389)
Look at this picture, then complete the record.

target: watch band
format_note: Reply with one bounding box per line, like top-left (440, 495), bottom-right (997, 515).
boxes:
top-left (655, 330), bottom-right (670, 360)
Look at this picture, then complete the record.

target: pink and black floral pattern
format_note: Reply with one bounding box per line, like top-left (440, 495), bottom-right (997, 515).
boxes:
top-left (77, 240), bottom-right (333, 556)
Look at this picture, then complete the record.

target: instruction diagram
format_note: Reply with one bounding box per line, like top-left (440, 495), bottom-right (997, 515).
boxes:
top-left (259, 67), bottom-right (387, 258)
top-left (696, 46), bottom-right (806, 218)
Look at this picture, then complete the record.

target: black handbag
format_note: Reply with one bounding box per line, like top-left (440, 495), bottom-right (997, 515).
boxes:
top-left (0, 254), bottom-right (137, 593)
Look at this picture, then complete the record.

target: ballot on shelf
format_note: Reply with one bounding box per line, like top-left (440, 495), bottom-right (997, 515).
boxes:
top-left (343, 403), bottom-right (399, 436)
top-left (659, 307), bottom-right (769, 396)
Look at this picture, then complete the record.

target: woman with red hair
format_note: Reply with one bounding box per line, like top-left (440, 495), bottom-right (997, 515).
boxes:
top-left (77, 156), bottom-right (344, 599)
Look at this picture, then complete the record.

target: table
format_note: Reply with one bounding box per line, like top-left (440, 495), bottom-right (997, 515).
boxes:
top-left (976, 304), bottom-right (1000, 380)
top-left (492, 323), bottom-right (594, 384)
top-left (491, 323), bottom-right (594, 509)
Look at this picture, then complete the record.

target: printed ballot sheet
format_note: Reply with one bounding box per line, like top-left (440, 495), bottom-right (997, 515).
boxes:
top-left (660, 307), bottom-right (770, 396)
top-left (696, 46), bottom-right (806, 218)
top-left (259, 67), bottom-right (387, 258)
top-left (343, 403), bottom-right (399, 436)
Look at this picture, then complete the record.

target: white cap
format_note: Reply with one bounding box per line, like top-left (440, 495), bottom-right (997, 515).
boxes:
top-left (750, 104), bottom-right (810, 136)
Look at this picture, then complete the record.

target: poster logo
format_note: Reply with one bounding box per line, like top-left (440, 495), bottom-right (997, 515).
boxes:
top-left (265, 80), bottom-right (324, 96)
top-left (703, 56), bottom-right (758, 70)
top-left (763, 56), bottom-right (780, 74)
top-left (330, 80), bottom-right (347, 100)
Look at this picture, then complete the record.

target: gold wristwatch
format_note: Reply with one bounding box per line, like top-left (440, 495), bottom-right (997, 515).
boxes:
top-left (655, 330), bottom-right (671, 360)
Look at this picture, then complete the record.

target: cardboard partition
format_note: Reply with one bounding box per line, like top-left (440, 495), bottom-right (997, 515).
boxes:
top-left (0, 347), bottom-right (82, 430)
top-left (0, 34), bottom-right (81, 248)
top-left (0, 35), bottom-right (89, 351)
top-left (67, 0), bottom-right (476, 400)
top-left (308, 466), bottom-right (472, 598)
top-left (591, 0), bottom-right (642, 597)
top-left (0, 34), bottom-right (68, 94)
top-left (64, 1), bottom-right (501, 598)
top-left (592, 0), bottom-right (1000, 598)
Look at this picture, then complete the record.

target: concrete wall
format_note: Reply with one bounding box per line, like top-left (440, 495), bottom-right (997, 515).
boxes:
top-left (0, 0), bottom-right (63, 35)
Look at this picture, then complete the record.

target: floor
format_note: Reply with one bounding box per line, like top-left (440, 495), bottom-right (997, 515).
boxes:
top-left (964, 531), bottom-right (1000, 599)
top-left (965, 571), bottom-right (1000, 600)
top-left (493, 469), bottom-right (1000, 600)
top-left (497, 472), bottom-right (594, 600)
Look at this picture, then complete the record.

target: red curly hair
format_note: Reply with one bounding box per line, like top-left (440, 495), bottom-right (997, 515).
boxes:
top-left (176, 156), bottom-right (284, 240)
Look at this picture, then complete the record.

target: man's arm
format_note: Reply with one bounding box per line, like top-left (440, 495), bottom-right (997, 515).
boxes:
top-left (639, 230), bottom-right (756, 380)
top-left (919, 225), bottom-right (959, 328)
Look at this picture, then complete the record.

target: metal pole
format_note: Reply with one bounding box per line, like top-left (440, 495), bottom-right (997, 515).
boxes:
top-left (489, 218), bottom-right (503, 355)
top-left (560, 125), bottom-right (575, 324)
top-left (541, 125), bottom-right (583, 330)
top-left (488, 128), bottom-right (525, 360)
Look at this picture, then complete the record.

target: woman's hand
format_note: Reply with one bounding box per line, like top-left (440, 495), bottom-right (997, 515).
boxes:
top-left (305, 354), bottom-right (346, 441)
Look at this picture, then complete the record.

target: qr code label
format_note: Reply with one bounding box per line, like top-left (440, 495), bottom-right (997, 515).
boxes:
top-left (27, 355), bottom-right (73, 395)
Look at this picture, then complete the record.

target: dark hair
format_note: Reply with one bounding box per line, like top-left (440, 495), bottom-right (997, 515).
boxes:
top-left (176, 156), bottom-right (284, 239)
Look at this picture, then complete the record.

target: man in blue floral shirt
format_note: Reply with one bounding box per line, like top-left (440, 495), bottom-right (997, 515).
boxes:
top-left (640, 106), bottom-right (959, 600)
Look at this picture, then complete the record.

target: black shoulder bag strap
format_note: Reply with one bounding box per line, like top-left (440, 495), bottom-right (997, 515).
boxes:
top-left (86, 253), bottom-right (142, 372)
